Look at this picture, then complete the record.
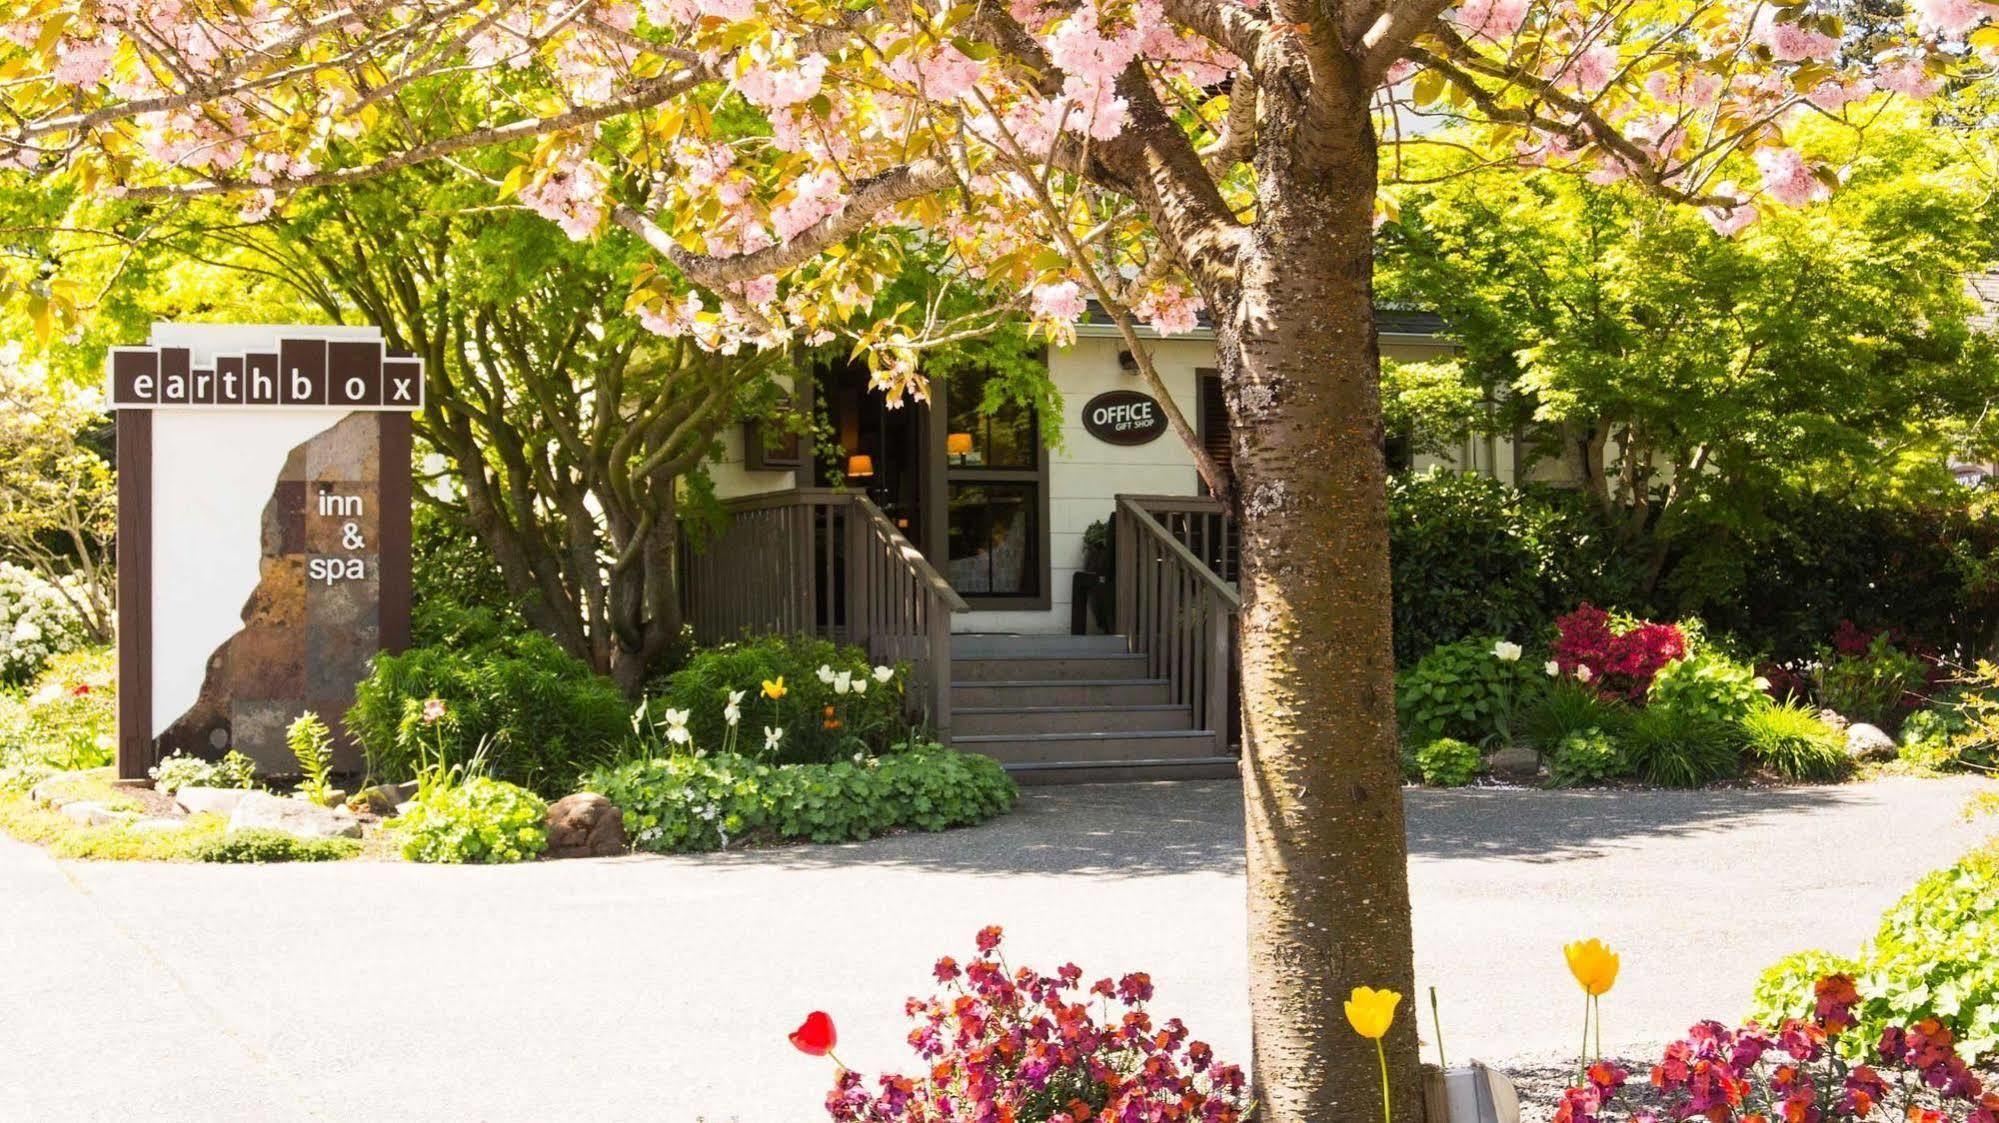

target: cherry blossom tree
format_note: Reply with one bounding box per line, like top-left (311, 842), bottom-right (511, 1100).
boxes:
top-left (2, 0), bottom-right (1987, 1116)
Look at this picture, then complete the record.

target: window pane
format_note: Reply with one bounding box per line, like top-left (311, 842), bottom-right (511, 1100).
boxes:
top-left (946, 483), bottom-right (1038, 597)
top-left (945, 368), bottom-right (1037, 469)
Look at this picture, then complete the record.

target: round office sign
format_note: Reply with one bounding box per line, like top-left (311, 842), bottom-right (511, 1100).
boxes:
top-left (1082, 390), bottom-right (1168, 446)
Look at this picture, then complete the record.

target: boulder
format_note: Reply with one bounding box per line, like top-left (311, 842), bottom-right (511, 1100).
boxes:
top-left (352, 781), bottom-right (418, 816)
top-left (1846, 723), bottom-right (1897, 761)
top-left (29, 770), bottom-right (96, 809)
top-left (544, 792), bottom-right (626, 859)
top-left (1486, 745), bottom-right (1541, 782)
top-left (130, 817), bottom-right (188, 834)
top-left (227, 791), bottom-right (363, 840)
top-left (61, 801), bottom-right (132, 827)
top-left (176, 786), bottom-right (249, 818)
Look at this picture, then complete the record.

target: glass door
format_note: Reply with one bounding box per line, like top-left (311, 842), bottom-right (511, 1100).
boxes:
top-left (937, 368), bottom-right (1047, 608)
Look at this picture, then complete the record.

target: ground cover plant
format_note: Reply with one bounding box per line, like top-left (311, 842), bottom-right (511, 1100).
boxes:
top-left (1751, 837), bottom-right (1999, 1064)
top-left (397, 775), bottom-right (549, 864)
top-left (590, 746), bottom-right (1015, 854)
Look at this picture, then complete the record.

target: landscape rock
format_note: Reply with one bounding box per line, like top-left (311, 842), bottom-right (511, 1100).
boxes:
top-left (227, 791), bottom-right (364, 840)
top-left (544, 792), bottom-right (626, 859)
top-left (61, 801), bottom-right (133, 827)
top-left (130, 818), bottom-right (188, 833)
top-left (1845, 723), bottom-right (1897, 761)
top-left (1486, 745), bottom-right (1542, 782)
top-left (175, 786), bottom-right (249, 818)
top-left (29, 770), bottom-right (96, 809)
top-left (352, 781), bottom-right (418, 816)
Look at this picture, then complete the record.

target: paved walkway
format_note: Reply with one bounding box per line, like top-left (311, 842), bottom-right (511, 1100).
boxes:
top-left (0, 776), bottom-right (1989, 1121)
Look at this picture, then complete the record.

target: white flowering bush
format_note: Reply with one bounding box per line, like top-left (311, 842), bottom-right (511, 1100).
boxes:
top-left (0, 562), bottom-right (93, 685)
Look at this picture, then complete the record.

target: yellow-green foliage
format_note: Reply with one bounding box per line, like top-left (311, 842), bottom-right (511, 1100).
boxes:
top-left (0, 794), bottom-right (232, 860)
top-left (0, 647), bottom-right (116, 789)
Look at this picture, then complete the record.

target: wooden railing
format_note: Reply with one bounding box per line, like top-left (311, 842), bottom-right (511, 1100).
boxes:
top-left (1119, 494), bottom-right (1238, 582)
top-left (681, 489), bottom-right (968, 737)
top-left (1115, 496), bottom-right (1242, 755)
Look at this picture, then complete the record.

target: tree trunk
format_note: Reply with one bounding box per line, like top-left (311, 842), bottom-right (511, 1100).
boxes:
top-left (1220, 79), bottom-right (1420, 1123)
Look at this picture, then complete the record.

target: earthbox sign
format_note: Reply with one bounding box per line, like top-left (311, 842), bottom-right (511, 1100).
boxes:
top-left (1081, 389), bottom-right (1168, 446)
top-left (108, 325), bottom-right (422, 780)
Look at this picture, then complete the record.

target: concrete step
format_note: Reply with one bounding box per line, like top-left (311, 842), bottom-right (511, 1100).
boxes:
top-left (952, 704), bottom-right (1195, 736)
top-left (951, 653), bottom-right (1151, 682)
top-left (951, 678), bottom-right (1173, 708)
top-left (955, 729), bottom-right (1221, 766)
top-left (952, 633), bottom-right (1131, 658)
top-left (1006, 756), bottom-right (1242, 785)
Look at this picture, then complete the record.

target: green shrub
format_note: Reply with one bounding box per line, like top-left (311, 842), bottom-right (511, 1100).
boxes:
top-left (1548, 727), bottom-right (1626, 787)
top-left (399, 776), bottom-right (549, 864)
top-left (1412, 737), bottom-right (1481, 786)
top-left (1387, 471), bottom-right (1639, 665)
top-left (148, 751), bottom-right (256, 795)
top-left (1648, 652), bottom-right (1766, 726)
top-left (1396, 637), bottom-right (1537, 746)
top-left (1750, 844), bottom-right (1999, 1062)
top-left (411, 507), bottom-right (518, 627)
top-left (653, 634), bottom-right (914, 765)
top-left (1895, 674), bottom-right (1999, 772)
top-left (187, 828), bottom-right (360, 864)
top-left (0, 646), bottom-right (115, 786)
top-left (1619, 707), bottom-right (1739, 788)
top-left (589, 746), bottom-right (1016, 853)
top-left (1520, 677), bottom-right (1629, 754)
top-left (1814, 632), bottom-right (1925, 728)
top-left (347, 633), bottom-right (630, 795)
top-left (1735, 700), bottom-right (1850, 781)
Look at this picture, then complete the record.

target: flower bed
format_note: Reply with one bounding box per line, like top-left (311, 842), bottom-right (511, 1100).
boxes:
top-left (588, 746), bottom-right (1016, 853)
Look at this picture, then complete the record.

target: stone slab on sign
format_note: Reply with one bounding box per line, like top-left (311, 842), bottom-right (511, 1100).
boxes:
top-left (157, 413), bottom-right (386, 775)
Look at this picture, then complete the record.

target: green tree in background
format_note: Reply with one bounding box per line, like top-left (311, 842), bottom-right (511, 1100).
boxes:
top-left (1380, 108), bottom-right (1999, 592)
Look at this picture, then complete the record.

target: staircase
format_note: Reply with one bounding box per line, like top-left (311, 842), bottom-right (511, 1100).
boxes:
top-left (949, 634), bottom-right (1239, 785)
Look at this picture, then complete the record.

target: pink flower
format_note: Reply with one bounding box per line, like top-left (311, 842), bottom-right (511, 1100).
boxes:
top-left (1913, 0), bottom-right (1991, 36)
top-left (421, 697), bottom-right (448, 725)
top-left (1453, 0), bottom-right (1529, 39)
top-left (1031, 280), bottom-right (1087, 324)
top-left (1754, 146), bottom-right (1830, 208)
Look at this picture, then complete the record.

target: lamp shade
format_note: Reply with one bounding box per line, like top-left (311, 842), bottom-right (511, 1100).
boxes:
top-left (845, 454), bottom-right (875, 478)
top-left (946, 432), bottom-right (974, 457)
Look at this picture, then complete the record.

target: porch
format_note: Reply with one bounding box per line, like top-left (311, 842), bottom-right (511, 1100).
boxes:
top-left (679, 489), bottom-right (1242, 783)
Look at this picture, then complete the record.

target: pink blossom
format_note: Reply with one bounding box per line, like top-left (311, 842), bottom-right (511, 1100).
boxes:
top-left (1751, 12), bottom-right (1839, 61)
top-left (52, 37), bottom-right (116, 87)
top-left (1913, 0), bottom-right (1991, 35)
top-left (519, 149), bottom-right (609, 240)
top-left (1877, 58), bottom-right (1942, 100)
top-left (888, 43), bottom-right (985, 101)
top-left (1452, 0), bottom-right (1529, 40)
top-left (1031, 280), bottom-right (1087, 324)
top-left (1645, 69), bottom-right (1723, 108)
top-left (735, 53), bottom-right (828, 110)
top-left (771, 168), bottom-right (847, 241)
top-left (1754, 146), bottom-right (1829, 207)
top-left (1133, 283), bottom-right (1202, 336)
top-left (1565, 44), bottom-right (1619, 91)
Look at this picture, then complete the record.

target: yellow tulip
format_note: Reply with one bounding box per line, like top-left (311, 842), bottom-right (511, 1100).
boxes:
top-left (762, 676), bottom-right (787, 700)
top-left (1344, 986), bottom-right (1402, 1040)
top-left (1564, 939), bottom-right (1620, 997)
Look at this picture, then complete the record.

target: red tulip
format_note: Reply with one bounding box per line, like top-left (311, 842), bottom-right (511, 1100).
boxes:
top-left (70, 684), bottom-right (90, 696)
top-left (789, 1011), bottom-right (837, 1057)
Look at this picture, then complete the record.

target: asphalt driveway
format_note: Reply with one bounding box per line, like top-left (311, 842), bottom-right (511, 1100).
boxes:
top-left (0, 775), bottom-right (1989, 1121)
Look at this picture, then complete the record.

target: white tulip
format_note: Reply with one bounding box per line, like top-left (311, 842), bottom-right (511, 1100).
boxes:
top-left (1575, 665), bottom-right (1594, 683)
top-left (851, 676), bottom-right (867, 695)
top-left (1492, 640), bottom-right (1523, 662)
top-left (815, 664), bottom-right (836, 685)
top-left (873, 665), bottom-right (895, 683)
top-left (1544, 660), bottom-right (1561, 677)
top-left (763, 726), bottom-right (784, 752)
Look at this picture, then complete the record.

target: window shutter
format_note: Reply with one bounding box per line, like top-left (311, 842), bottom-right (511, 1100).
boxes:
top-left (1197, 371), bottom-right (1231, 475)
